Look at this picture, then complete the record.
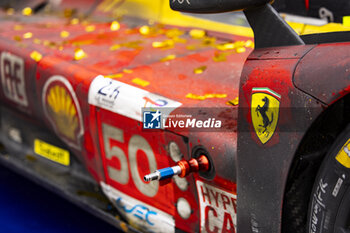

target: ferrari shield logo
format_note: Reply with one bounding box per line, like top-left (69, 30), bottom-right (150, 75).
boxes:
top-left (251, 88), bottom-right (281, 144)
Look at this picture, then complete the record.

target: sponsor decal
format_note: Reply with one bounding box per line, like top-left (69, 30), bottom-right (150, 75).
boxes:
top-left (196, 180), bottom-right (237, 233)
top-left (0, 52), bottom-right (28, 106)
top-left (42, 76), bottom-right (83, 149)
top-left (100, 182), bottom-right (175, 233)
top-left (88, 75), bottom-right (181, 121)
top-left (34, 139), bottom-right (70, 166)
top-left (335, 138), bottom-right (350, 168)
top-left (251, 88), bottom-right (281, 144)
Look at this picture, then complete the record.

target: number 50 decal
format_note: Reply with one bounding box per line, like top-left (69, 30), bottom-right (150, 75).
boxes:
top-left (102, 123), bottom-right (159, 197)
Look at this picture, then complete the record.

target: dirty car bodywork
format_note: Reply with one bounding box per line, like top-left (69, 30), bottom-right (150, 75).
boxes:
top-left (0, 0), bottom-right (349, 233)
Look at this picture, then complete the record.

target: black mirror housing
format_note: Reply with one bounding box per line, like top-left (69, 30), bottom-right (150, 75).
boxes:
top-left (170, 0), bottom-right (273, 13)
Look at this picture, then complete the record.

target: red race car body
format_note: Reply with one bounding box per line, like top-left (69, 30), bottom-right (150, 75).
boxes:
top-left (0, 0), bottom-right (349, 232)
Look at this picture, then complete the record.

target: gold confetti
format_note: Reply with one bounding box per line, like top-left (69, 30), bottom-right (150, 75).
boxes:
top-left (193, 66), bottom-right (207, 74)
top-left (132, 78), bottom-right (150, 87)
top-left (70, 18), bottom-right (79, 25)
top-left (33, 38), bottom-right (41, 44)
top-left (6, 8), bottom-right (14, 15)
top-left (85, 25), bottom-right (96, 32)
top-left (122, 40), bottom-right (143, 49)
top-left (160, 54), bottom-right (176, 62)
top-left (152, 40), bottom-right (174, 49)
top-left (14, 25), bottom-right (23, 31)
top-left (202, 37), bottom-right (216, 46)
top-left (60, 31), bottom-right (70, 38)
top-left (109, 44), bottom-right (121, 51)
top-left (234, 41), bottom-right (246, 48)
top-left (186, 93), bottom-right (227, 100)
top-left (58, 46), bottom-right (64, 51)
top-left (120, 222), bottom-right (128, 232)
top-left (105, 73), bottom-right (123, 79)
top-left (64, 8), bottom-right (74, 18)
top-left (22, 7), bottom-right (32, 16)
top-left (110, 21), bottom-right (120, 31)
top-left (189, 29), bottom-right (206, 39)
top-left (139, 25), bottom-right (150, 35)
top-left (165, 28), bottom-right (184, 38)
top-left (216, 42), bottom-right (235, 51)
top-left (74, 48), bottom-right (86, 60)
top-left (172, 37), bottom-right (187, 43)
top-left (30, 51), bottom-right (42, 62)
top-left (245, 40), bottom-right (254, 48)
top-left (227, 97), bottom-right (239, 106)
top-left (213, 52), bottom-right (228, 62)
top-left (186, 45), bottom-right (197, 50)
top-left (23, 32), bottom-right (33, 39)
top-left (13, 36), bottom-right (22, 42)
top-left (123, 69), bottom-right (133, 74)
top-left (236, 47), bottom-right (246, 53)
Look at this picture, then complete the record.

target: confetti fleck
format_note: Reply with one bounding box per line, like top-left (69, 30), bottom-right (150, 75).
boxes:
top-left (6, 8), bottom-right (14, 15)
top-left (13, 36), bottom-right (22, 42)
top-left (132, 78), bottom-right (150, 87)
top-left (120, 222), bottom-right (128, 232)
top-left (74, 48), bottom-right (86, 60)
top-left (193, 66), bottom-right (207, 74)
top-left (213, 52), bottom-right (228, 62)
top-left (123, 69), bottom-right (133, 74)
top-left (189, 29), bottom-right (206, 39)
top-left (139, 25), bottom-right (150, 35)
top-left (236, 47), bottom-right (246, 53)
top-left (109, 44), bottom-right (121, 51)
top-left (14, 25), bottom-right (23, 31)
top-left (110, 21), bottom-right (120, 31)
top-left (105, 73), bottom-right (123, 79)
top-left (60, 31), bottom-right (70, 38)
top-left (85, 25), bottom-right (96, 32)
top-left (22, 7), bottom-right (32, 16)
top-left (63, 9), bottom-right (74, 18)
top-left (152, 40), bottom-right (174, 49)
top-left (186, 93), bottom-right (227, 100)
top-left (30, 51), bottom-right (42, 62)
top-left (160, 54), bottom-right (176, 62)
top-left (33, 38), bottom-right (41, 44)
top-left (227, 97), bottom-right (239, 106)
top-left (216, 42), bottom-right (235, 51)
top-left (202, 37), bottom-right (216, 46)
top-left (245, 40), bottom-right (254, 48)
top-left (70, 18), bottom-right (79, 25)
top-left (23, 32), bottom-right (33, 39)
top-left (166, 28), bottom-right (184, 38)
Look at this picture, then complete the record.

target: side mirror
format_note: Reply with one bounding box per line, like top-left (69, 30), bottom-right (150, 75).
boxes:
top-left (170, 0), bottom-right (272, 13)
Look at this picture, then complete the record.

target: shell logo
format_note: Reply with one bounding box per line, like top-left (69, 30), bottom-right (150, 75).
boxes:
top-left (42, 76), bottom-right (83, 149)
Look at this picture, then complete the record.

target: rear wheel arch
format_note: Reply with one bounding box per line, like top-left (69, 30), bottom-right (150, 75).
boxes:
top-left (282, 94), bottom-right (350, 233)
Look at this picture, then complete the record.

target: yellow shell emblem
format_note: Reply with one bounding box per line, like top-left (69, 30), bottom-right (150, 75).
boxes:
top-left (47, 85), bottom-right (78, 141)
top-left (43, 76), bottom-right (83, 149)
top-left (251, 88), bottom-right (281, 144)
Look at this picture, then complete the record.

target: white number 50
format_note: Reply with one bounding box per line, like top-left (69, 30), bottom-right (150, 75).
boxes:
top-left (102, 123), bottom-right (159, 197)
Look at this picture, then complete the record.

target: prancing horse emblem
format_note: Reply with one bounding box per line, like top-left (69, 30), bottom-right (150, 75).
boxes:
top-left (251, 88), bottom-right (281, 144)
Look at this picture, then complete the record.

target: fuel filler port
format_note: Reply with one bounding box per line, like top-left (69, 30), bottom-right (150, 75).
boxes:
top-left (144, 155), bottom-right (210, 182)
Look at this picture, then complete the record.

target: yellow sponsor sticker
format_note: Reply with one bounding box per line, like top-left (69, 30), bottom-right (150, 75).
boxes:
top-left (336, 138), bottom-right (350, 168)
top-left (34, 139), bottom-right (70, 166)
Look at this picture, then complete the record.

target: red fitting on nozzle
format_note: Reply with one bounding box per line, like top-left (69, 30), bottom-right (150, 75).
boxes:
top-left (176, 155), bottom-right (210, 178)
